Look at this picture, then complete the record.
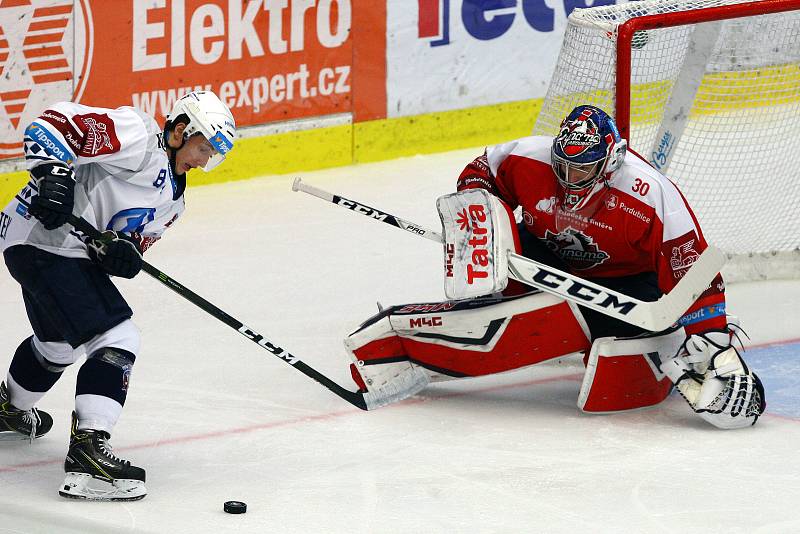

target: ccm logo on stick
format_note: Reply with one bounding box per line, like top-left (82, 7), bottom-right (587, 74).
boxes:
top-left (337, 198), bottom-right (388, 221)
top-left (528, 267), bottom-right (637, 314)
top-left (237, 325), bottom-right (298, 363)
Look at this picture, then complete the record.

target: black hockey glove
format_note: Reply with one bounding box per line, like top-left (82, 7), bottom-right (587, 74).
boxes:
top-left (27, 161), bottom-right (77, 230)
top-left (87, 231), bottom-right (143, 279)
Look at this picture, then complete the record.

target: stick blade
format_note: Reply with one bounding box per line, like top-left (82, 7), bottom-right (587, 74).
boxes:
top-left (361, 366), bottom-right (430, 410)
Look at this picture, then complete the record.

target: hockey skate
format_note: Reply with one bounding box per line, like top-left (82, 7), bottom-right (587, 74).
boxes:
top-left (0, 381), bottom-right (53, 441)
top-left (59, 412), bottom-right (147, 501)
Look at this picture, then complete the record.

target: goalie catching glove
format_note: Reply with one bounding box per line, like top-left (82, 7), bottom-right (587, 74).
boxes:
top-left (87, 231), bottom-right (143, 279)
top-left (660, 330), bottom-right (765, 429)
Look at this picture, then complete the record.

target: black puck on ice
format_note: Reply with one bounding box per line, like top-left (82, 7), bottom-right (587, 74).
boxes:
top-left (224, 500), bottom-right (247, 514)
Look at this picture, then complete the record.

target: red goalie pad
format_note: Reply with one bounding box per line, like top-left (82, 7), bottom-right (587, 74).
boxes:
top-left (346, 292), bottom-right (591, 381)
top-left (578, 330), bottom-right (684, 413)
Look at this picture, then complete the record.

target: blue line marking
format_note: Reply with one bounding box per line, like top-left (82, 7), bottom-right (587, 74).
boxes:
top-left (745, 341), bottom-right (800, 419)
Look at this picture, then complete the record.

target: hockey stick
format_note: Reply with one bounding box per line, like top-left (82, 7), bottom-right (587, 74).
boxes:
top-left (291, 178), bottom-right (443, 243)
top-left (67, 215), bottom-right (429, 411)
top-left (292, 178), bottom-right (726, 332)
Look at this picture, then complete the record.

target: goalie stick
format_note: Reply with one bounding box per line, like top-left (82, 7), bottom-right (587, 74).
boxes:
top-left (291, 178), bottom-right (444, 243)
top-left (68, 215), bottom-right (428, 411)
top-left (292, 178), bottom-right (726, 332)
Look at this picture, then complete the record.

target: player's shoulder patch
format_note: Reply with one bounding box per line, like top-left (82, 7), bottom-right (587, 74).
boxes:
top-left (73, 112), bottom-right (121, 157)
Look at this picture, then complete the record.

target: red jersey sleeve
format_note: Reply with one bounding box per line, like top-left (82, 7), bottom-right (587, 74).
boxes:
top-left (656, 188), bottom-right (727, 335)
top-left (457, 151), bottom-right (501, 194)
top-left (456, 147), bottom-right (525, 210)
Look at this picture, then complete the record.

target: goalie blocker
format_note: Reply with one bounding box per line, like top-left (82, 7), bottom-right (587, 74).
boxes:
top-left (437, 188), bottom-right (520, 300)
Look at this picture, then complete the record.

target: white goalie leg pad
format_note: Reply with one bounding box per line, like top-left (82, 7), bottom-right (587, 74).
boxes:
top-left (578, 329), bottom-right (684, 413)
top-left (346, 292), bottom-right (591, 387)
top-left (660, 329), bottom-right (765, 429)
top-left (344, 314), bottom-right (430, 398)
top-left (437, 189), bottom-right (520, 299)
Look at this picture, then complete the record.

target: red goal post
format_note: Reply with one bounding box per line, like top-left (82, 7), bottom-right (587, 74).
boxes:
top-left (534, 0), bottom-right (800, 281)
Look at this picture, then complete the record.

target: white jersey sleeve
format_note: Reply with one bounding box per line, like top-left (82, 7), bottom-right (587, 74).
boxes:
top-left (0, 102), bottom-right (184, 258)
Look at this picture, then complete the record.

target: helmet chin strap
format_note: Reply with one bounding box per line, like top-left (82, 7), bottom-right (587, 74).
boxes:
top-left (163, 128), bottom-right (187, 180)
top-left (164, 146), bottom-right (187, 200)
top-left (168, 147), bottom-right (183, 179)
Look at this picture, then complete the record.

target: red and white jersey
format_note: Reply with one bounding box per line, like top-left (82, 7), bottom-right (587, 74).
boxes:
top-left (0, 101), bottom-right (184, 259)
top-left (457, 135), bottom-right (726, 335)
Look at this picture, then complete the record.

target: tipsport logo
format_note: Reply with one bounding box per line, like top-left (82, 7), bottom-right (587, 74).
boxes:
top-left (211, 132), bottom-right (233, 155)
top-left (417, 0), bottom-right (614, 47)
top-left (0, 1), bottom-right (92, 155)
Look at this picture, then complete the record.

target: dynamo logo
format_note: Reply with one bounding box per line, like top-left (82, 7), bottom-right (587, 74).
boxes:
top-left (417, 0), bottom-right (615, 47)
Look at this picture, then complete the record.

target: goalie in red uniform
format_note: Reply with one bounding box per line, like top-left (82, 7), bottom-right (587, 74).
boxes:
top-left (346, 105), bottom-right (765, 429)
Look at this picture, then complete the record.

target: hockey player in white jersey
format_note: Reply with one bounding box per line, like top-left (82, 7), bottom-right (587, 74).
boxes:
top-left (0, 91), bottom-right (235, 500)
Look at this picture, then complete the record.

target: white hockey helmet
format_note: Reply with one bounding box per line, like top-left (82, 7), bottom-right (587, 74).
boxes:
top-left (165, 91), bottom-right (236, 171)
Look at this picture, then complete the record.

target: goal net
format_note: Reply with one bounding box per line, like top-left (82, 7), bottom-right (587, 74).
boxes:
top-left (533, 0), bottom-right (800, 281)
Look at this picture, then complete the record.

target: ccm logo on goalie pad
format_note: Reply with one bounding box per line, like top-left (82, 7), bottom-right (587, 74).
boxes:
top-left (237, 325), bottom-right (298, 363)
top-left (517, 265), bottom-right (637, 314)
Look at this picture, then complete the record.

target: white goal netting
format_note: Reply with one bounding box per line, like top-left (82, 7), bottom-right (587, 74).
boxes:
top-left (533, 0), bottom-right (800, 280)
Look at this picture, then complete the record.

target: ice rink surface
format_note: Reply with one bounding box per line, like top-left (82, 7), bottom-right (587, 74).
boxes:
top-left (1, 147), bottom-right (799, 533)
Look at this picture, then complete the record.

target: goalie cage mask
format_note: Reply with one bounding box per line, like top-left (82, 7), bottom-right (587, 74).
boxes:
top-left (551, 105), bottom-right (627, 211)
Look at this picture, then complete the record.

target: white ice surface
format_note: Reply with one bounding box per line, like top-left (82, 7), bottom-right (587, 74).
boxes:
top-left (1, 147), bottom-right (799, 533)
